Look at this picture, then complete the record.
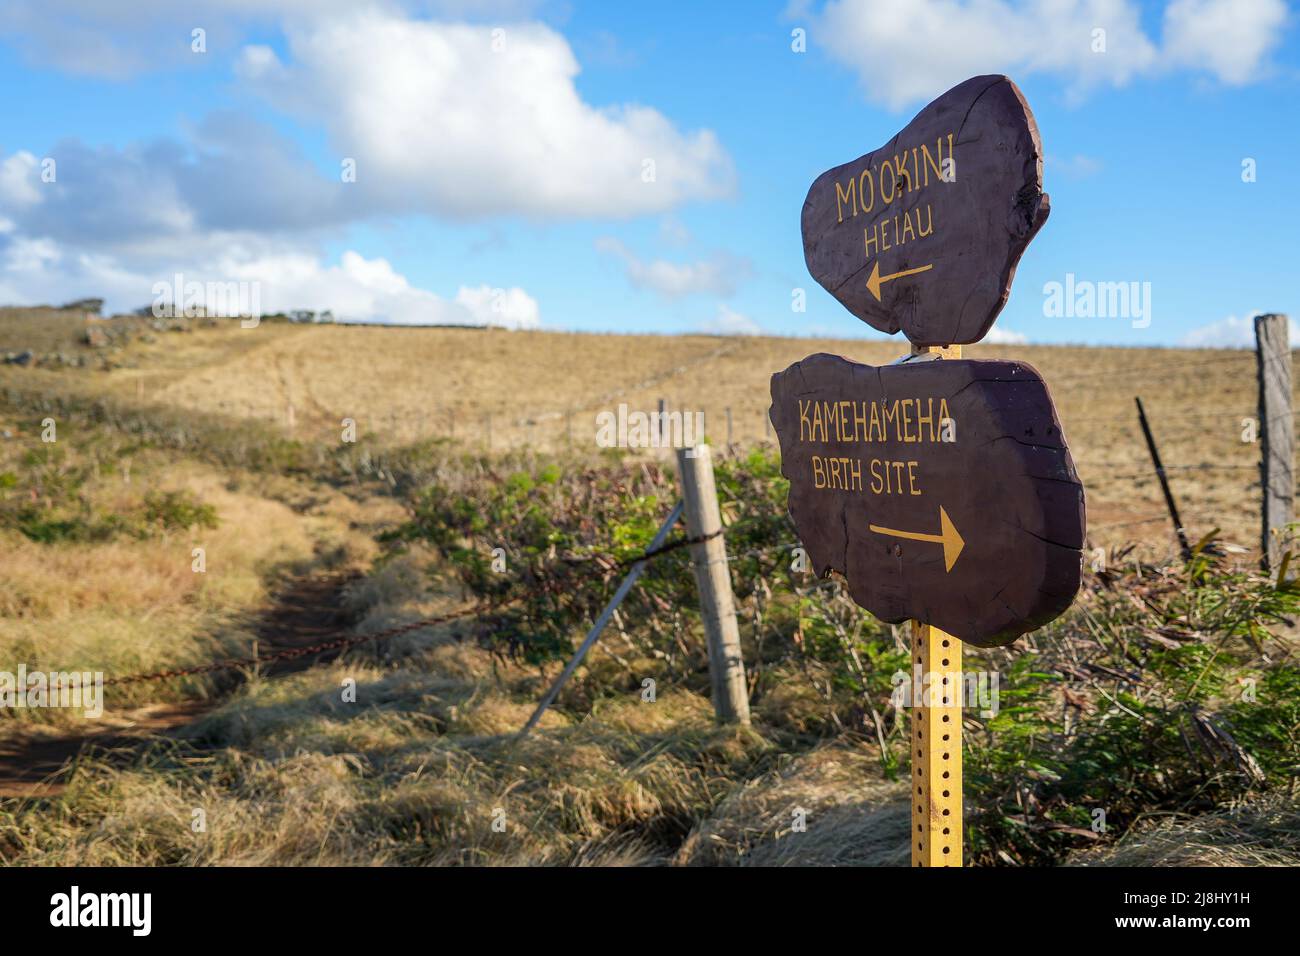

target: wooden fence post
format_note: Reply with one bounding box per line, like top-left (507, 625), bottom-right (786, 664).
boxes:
top-left (1135, 396), bottom-right (1191, 561)
top-left (518, 501), bottom-right (685, 737)
top-left (657, 398), bottom-right (667, 457)
top-left (1255, 313), bottom-right (1293, 571)
top-left (676, 444), bottom-right (750, 725)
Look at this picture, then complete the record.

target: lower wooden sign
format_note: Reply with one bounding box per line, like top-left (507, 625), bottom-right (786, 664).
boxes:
top-left (769, 352), bottom-right (1085, 646)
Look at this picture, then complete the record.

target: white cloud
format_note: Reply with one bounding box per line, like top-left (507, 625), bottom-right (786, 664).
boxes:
top-left (453, 284), bottom-right (540, 329)
top-left (0, 1), bottom-right (550, 78)
top-left (0, 8), bottom-right (716, 325)
top-left (984, 325), bottom-right (1029, 344)
top-left (0, 141), bottom-right (217, 248)
top-left (0, 236), bottom-right (61, 277)
top-left (0, 151), bottom-right (42, 207)
top-left (235, 44), bottom-right (287, 83)
top-left (222, 251), bottom-right (540, 326)
top-left (1163, 0), bottom-right (1288, 85)
top-left (242, 13), bottom-right (734, 219)
top-left (0, 233), bottom-right (540, 328)
top-left (595, 237), bottom-right (749, 299)
top-left (811, 0), bottom-right (1286, 109)
top-left (1181, 311), bottom-right (1286, 348)
top-left (658, 216), bottom-right (692, 247)
top-left (0, 9), bottom-right (733, 228)
top-left (1047, 153), bottom-right (1104, 180)
top-left (700, 304), bottom-right (763, 336)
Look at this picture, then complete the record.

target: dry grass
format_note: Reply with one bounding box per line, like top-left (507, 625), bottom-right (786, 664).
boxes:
top-left (0, 660), bottom-right (758, 865)
top-left (674, 744), bottom-right (910, 866)
top-left (0, 450), bottom-right (391, 727)
top-left (0, 531), bottom-right (905, 867)
top-left (35, 317), bottom-right (1265, 558)
top-left (1067, 792), bottom-right (1300, 866)
top-left (0, 545), bottom-right (789, 866)
top-left (0, 306), bottom-right (94, 354)
top-left (3, 515), bottom-right (1291, 867)
top-left (2, 308), bottom-right (1271, 556)
top-left (0, 309), bottom-right (1290, 866)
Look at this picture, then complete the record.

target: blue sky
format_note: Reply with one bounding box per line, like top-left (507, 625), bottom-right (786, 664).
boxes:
top-left (0, 0), bottom-right (1294, 347)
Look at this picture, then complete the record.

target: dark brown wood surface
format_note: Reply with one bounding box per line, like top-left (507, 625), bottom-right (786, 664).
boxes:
top-left (769, 352), bottom-right (1084, 647)
top-left (801, 75), bottom-right (1049, 346)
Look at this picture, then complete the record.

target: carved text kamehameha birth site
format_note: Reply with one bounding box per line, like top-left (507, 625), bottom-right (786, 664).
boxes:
top-left (769, 74), bottom-right (1087, 866)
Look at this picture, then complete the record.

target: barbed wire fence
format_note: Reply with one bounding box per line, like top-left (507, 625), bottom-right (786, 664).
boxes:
top-left (30, 471), bottom-right (1255, 702)
top-left (37, 524), bottom-right (728, 694)
top-left (11, 330), bottom-right (1291, 723)
top-left (351, 347), bottom-right (1263, 445)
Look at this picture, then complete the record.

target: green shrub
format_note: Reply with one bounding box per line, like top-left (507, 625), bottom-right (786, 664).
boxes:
top-left (142, 489), bottom-right (219, 532)
top-left (964, 541), bottom-right (1300, 865)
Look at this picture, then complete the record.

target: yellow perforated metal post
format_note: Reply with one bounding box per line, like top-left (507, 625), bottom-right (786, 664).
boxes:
top-left (909, 342), bottom-right (963, 868)
top-left (910, 621), bottom-right (963, 866)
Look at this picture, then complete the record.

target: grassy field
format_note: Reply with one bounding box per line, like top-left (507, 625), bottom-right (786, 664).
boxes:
top-left (0, 306), bottom-right (1293, 866)
top-left (6, 308), bottom-right (1260, 555)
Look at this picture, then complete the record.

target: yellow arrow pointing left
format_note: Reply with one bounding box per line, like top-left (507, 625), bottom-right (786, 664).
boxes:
top-left (866, 261), bottom-right (934, 302)
top-left (869, 505), bottom-right (965, 572)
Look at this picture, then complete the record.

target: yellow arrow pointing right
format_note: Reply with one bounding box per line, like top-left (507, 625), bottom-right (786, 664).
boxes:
top-left (869, 505), bottom-right (965, 572)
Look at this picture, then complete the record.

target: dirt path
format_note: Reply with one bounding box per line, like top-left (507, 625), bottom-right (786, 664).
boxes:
top-left (0, 572), bottom-right (356, 798)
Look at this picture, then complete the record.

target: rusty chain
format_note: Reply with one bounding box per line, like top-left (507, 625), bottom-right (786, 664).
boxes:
top-left (40, 526), bottom-right (730, 692)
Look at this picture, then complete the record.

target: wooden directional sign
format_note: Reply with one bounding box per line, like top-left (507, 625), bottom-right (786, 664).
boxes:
top-left (769, 352), bottom-right (1084, 647)
top-left (801, 74), bottom-right (1050, 346)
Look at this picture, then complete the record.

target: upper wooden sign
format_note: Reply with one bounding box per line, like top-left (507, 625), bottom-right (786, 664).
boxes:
top-left (769, 353), bottom-right (1084, 646)
top-left (801, 75), bottom-right (1050, 346)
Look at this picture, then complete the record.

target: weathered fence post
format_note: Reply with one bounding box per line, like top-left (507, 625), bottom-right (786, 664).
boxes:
top-left (1135, 395), bottom-right (1191, 561)
top-left (1255, 313), bottom-right (1293, 571)
top-left (676, 443), bottom-right (750, 725)
top-left (656, 397), bottom-right (667, 457)
top-left (518, 501), bottom-right (685, 737)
